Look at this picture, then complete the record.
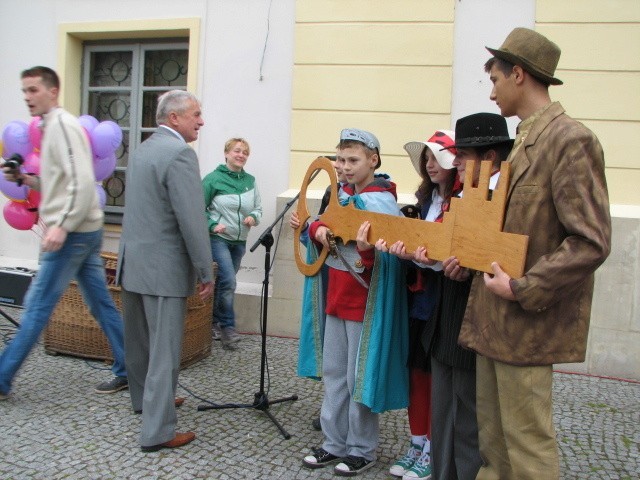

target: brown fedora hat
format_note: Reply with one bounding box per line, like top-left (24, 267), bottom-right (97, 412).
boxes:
top-left (486, 27), bottom-right (563, 85)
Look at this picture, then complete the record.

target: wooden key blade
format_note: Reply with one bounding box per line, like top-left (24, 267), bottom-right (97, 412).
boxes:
top-left (450, 225), bottom-right (528, 278)
top-left (447, 160), bottom-right (528, 276)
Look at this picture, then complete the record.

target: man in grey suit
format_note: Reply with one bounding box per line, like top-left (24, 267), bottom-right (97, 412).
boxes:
top-left (117, 90), bottom-right (214, 452)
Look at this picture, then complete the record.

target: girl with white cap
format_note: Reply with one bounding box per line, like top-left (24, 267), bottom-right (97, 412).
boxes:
top-left (380, 130), bottom-right (458, 480)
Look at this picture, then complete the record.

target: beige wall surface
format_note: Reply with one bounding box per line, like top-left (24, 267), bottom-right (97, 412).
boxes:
top-left (290, 0), bottom-right (456, 196)
top-left (537, 0), bottom-right (640, 206)
top-left (291, 0), bottom-right (640, 208)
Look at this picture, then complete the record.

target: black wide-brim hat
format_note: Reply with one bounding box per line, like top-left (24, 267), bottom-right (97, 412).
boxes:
top-left (443, 113), bottom-right (514, 150)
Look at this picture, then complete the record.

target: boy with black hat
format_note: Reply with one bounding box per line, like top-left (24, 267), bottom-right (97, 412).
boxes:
top-left (429, 113), bottom-right (512, 480)
top-left (447, 112), bottom-right (513, 193)
top-left (456, 28), bottom-right (611, 479)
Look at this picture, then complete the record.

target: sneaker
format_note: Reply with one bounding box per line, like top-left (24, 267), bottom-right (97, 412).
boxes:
top-left (221, 341), bottom-right (238, 351)
top-left (95, 376), bottom-right (128, 394)
top-left (390, 441), bottom-right (422, 477)
top-left (402, 449), bottom-right (432, 480)
top-left (212, 322), bottom-right (221, 341)
top-left (334, 455), bottom-right (375, 477)
top-left (220, 326), bottom-right (241, 349)
top-left (0, 392), bottom-right (8, 401)
top-left (303, 447), bottom-right (342, 469)
top-left (225, 326), bottom-right (242, 343)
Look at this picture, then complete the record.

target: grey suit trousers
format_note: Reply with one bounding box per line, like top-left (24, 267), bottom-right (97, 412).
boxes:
top-left (122, 288), bottom-right (186, 446)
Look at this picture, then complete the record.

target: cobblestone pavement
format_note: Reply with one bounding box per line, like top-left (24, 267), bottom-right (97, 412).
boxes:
top-left (1, 312), bottom-right (639, 479)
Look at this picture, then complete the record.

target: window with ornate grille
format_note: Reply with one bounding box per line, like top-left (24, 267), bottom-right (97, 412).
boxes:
top-left (82, 41), bottom-right (189, 223)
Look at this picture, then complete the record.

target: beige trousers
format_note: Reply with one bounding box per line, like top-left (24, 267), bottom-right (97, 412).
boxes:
top-left (475, 356), bottom-right (559, 480)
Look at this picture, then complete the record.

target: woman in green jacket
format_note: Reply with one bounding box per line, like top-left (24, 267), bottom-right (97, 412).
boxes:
top-left (202, 138), bottom-right (262, 349)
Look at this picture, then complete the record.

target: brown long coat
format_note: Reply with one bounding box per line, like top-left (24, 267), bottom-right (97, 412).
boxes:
top-left (459, 102), bottom-right (611, 366)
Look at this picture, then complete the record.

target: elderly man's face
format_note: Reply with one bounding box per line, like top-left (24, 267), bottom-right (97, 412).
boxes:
top-left (172, 99), bottom-right (204, 143)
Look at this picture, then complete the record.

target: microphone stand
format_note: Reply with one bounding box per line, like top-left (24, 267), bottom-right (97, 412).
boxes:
top-left (198, 176), bottom-right (320, 439)
top-left (0, 307), bottom-right (20, 328)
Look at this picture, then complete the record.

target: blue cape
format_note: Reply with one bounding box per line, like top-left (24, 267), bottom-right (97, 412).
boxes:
top-left (297, 184), bottom-right (409, 413)
top-left (353, 249), bottom-right (409, 413)
top-left (297, 239), bottom-right (326, 379)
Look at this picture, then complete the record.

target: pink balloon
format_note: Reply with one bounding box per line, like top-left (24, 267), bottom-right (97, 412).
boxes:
top-left (95, 183), bottom-right (106, 209)
top-left (90, 121), bottom-right (122, 158)
top-left (23, 152), bottom-right (41, 175)
top-left (79, 115), bottom-right (99, 132)
top-left (2, 121), bottom-right (33, 158)
top-left (93, 152), bottom-right (117, 181)
top-left (28, 117), bottom-right (42, 150)
top-left (0, 175), bottom-right (29, 200)
top-left (26, 189), bottom-right (41, 210)
top-left (3, 200), bottom-right (38, 230)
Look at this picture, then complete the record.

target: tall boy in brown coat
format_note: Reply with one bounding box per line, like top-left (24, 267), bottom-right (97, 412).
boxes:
top-left (452, 28), bottom-right (611, 479)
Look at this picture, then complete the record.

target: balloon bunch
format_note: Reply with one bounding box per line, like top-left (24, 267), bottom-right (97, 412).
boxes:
top-left (1, 115), bottom-right (121, 232)
top-left (78, 115), bottom-right (123, 184)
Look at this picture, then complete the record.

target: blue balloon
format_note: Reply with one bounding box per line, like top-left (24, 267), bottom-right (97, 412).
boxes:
top-left (2, 121), bottom-right (33, 158)
top-left (90, 121), bottom-right (122, 159)
top-left (78, 115), bottom-right (99, 132)
top-left (93, 152), bottom-right (117, 182)
top-left (0, 174), bottom-right (29, 201)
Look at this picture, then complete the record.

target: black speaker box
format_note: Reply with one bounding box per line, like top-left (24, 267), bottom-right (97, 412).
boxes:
top-left (0, 268), bottom-right (36, 307)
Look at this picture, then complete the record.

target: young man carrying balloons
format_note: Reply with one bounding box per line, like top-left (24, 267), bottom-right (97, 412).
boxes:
top-left (0, 66), bottom-right (128, 400)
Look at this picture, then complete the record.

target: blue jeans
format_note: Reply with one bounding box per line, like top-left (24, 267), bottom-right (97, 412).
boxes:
top-left (210, 236), bottom-right (245, 329)
top-left (0, 229), bottom-right (126, 395)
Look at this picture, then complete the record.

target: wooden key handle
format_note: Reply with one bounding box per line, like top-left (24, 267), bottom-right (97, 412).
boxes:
top-left (294, 157), bottom-right (338, 277)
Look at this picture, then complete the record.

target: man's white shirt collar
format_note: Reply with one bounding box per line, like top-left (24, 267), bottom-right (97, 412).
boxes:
top-left (159, 125), bottom-right (186, 143)
top-left (458, 171), bottom-right (501, 198)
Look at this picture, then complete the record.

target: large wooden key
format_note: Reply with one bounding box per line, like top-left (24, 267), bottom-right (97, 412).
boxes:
top-left (294, 156), bottom-right (528, 278)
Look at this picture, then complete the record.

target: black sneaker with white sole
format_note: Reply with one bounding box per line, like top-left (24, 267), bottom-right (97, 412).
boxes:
top-left (334, 455), bottom-right (375, 477)
top-left (303, 447), bottom-right (342, 469)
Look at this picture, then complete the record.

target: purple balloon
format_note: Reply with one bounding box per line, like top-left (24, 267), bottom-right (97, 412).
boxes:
top-left (78, 115), bottom-right (99, 132)
top-left (104, 121), bottom-right (123, 146)
top-left (95, 183), bottom-right (106, 209)
top-left (2, 121), bottom-right (33, 158)
top-left (93, 152), bottom-right (117, 181)
top-left (0, 175), bottom-right (29, 201)
top-left (90, 121), bottom-right (122, 158)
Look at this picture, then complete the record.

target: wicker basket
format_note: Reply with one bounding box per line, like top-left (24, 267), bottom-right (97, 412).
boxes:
top-left (44, 252), bottom-right (216, 369)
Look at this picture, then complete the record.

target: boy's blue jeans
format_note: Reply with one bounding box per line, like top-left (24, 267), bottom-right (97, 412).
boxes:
top-left (210, 236), bottom-right (245, 330)
top-left (0, 229), bottom-right (126, 395)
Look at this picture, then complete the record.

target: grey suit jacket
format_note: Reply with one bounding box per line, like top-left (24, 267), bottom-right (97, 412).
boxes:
top-left (116, 127), bottom-right (213, 297)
